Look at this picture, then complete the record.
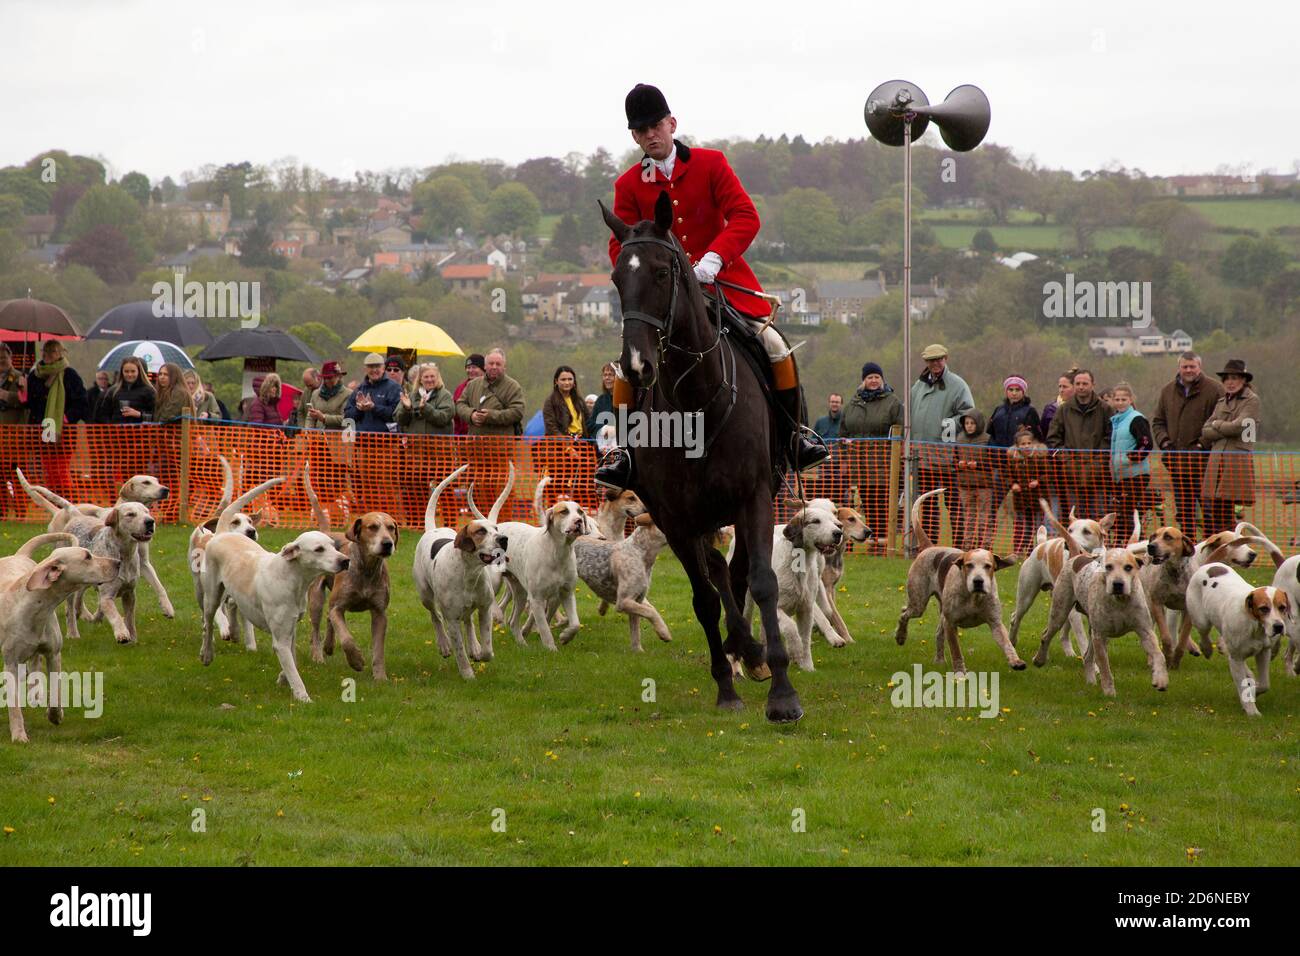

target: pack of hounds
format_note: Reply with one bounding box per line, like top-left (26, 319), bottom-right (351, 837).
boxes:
top-left (3, 462), bottom-right (1297, 743)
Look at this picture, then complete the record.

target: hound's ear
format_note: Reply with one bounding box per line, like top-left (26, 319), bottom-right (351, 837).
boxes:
top-left (347, 518), bottom-right (363, 542)
top-left (598, 200), bottom-right (629, 243)
top-left (26, 560), bottom-right (63, 591)
top-left (104, 507), bottom-right (120, 528)
top-left (784, 498), bottom-right (807, 509)
top-left (1099, 512), bottom-right (1118, 531)
top-left (455, 525), bottom-right (476, 552)
top-left (994, 553), bottom-right (1017, 571)
top-left (249, 509), bottom-right (267, 528)
top-left (782, 514), bottom-right (804, 541)
top-left (654, 190), bottom-right (673, 231)
top-left (1181, 535), bottom-right (1195, 558)
top-left (1245, 592), bottom-right (1262, 620)
top-left (279, 542), bottom-right (301, 561)
top-left (202, 517), bottom-right (219, 532)
top-left (389, 523), bottom-right (399, 547)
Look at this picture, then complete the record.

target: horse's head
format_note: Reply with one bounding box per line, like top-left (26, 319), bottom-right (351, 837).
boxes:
top-left (600, 191), bottom-right (693, 390)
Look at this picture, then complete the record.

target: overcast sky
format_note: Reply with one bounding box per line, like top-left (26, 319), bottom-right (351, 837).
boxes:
top-left (3, 0), bottom-right (1297, 185)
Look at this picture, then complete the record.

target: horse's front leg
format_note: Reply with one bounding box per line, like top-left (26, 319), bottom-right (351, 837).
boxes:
top-left (670, 532), bottom-right (741, 710)
top-left (707, 547), bottom-right (768, 680)
top-left (740, 496), bottom-right (802, 723)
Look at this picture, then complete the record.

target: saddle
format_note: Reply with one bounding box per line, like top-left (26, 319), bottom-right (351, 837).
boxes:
top-left (702, 288), bottom-right (799, 493)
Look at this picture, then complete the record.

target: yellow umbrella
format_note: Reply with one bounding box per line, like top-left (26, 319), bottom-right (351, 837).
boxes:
top-left (349, 318), bottom-right (465, 357)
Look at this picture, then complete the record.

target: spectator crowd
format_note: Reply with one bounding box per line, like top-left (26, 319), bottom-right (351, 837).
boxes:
top-left (0, 338), bottom-right (1265, 548)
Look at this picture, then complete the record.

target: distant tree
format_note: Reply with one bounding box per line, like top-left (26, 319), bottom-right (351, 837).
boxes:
top-left (1135, 199), bottom-right (1212, 260)
top-left (1220, 236), bottom-right (1290, 289)
top-left (484, 183), bottom-right (541, 236)
top-left (1055, 178), bottom-right (1124, 252)
top-left (50, 183), bottom-right (87, 231)
top-left (65, 184), bottom-right (152, 261)
top-left (778, 187), bottom-right (843, 258)
top-left (24, 151), bottom-right (105, 192)
top-left (238, 222), bottom-right (281, 268)
top-left (158, 176), bottom-right (181, 202)
top-left (423, 162), bottom-right (491, 204)
top-left (0, 169), bottom-right (51, 213)
top-left (0, 228), bottom-right (23, 275)
top-left (514, 157), bottom-right (580, 214)
top-left (971, 227), bottom-right (998, 254)
top-left (549, 212), bottom-right (583, 263)
top-left (59, 224), bottom-right (139, 284)
top-left (119, 171), bottom-right (151, 206)
top-left (212, 162), bottom-right (257, 219)
top-left (414, 176), bottom-right (480, 238)
top-left (0, 195), bottom-right (23, 231)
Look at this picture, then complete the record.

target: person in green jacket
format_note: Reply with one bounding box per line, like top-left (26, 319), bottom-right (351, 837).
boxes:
top-left (302, 360), bottom-right (356, 522)
top-left (397, 363), bottom-right (455, 435)
top-left (839, 361), bottom-right (903, 551)
top-left (454, 348), bottom-right (525, 437)
top-left (396, 362), bottom-right (456, 525)
top-left (909, 343), bottom-right (974, 548)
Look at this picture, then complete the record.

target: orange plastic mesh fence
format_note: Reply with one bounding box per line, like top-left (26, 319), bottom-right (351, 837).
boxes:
top-left (0, 425), bottom-right (1294, 555)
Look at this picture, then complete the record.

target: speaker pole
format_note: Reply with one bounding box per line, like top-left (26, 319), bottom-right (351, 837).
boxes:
top-left (901, 112), bottom-right (914, 557)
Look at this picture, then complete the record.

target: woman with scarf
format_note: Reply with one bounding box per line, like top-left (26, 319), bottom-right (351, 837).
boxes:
top-left (396, 362), bottom-right (456, 526)
top-left (839, 362), bottom-right (903, 553)
top-left (25, 340), bottom-right (88, 496)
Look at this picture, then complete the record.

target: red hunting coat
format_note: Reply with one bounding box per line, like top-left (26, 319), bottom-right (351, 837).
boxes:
top-left (608, 140), bottom-right (770, 319)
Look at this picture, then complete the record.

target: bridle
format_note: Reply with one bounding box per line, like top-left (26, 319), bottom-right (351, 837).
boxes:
top-left (616, 232), bottom-right (735, 454)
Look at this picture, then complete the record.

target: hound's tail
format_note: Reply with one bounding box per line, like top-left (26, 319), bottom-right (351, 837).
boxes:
top-left (1128, 510), bottom-right (1142, 546)
top-left (15, 532), bottom-right (77, 560)
top-left (216, 476), bottom-right (285, 534)
top-left (1234, 520), bottom-right (1286, 568)
top-left (15, 468), bottom-right (68, 518)
top-left (467, 462), bottom-right (516, 525)
top-left (426, 463), bottom-right (470, 531)
top-left (910, 488), bottom-right (943, 552)
top-left (1039, 498), bottom-right (1085, 557)
top-left (532, 475), bottom-right (552, 523)
top-left (302, 462), bottom-right (331, 533)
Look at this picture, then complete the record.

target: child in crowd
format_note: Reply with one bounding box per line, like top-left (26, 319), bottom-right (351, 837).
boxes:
top-left (953, 409), bottom-right (995, 550)
top-left (1108, 381), bottom-right (1154, 538)
top-left (1004, 424), bottom-right (1050, 556)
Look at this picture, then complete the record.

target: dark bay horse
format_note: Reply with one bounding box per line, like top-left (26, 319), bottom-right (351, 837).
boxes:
top-left (600, 192), bottom-right (802, 722)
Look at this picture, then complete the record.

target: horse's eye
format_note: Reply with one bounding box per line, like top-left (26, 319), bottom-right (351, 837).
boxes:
top-left (656, 268), bottom-right (669, 280)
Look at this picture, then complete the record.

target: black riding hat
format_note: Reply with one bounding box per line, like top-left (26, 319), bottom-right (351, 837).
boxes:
top-left (626, 83), bottom-right (670, 130)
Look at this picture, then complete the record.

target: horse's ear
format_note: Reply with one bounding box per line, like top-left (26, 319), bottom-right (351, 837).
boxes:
top-left (654, 190), bottom-right (673, 232)
top-left (598, 201), bottom-right (629, 243)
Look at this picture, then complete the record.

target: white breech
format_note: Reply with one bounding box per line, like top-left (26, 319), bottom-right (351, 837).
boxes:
top-left (753, 321), bottom-right (791, 362)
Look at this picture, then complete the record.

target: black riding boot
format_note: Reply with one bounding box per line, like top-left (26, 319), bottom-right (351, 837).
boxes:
top-left (594, 446), bottom-right (634, 491)
top-left (775, 387), bottom-right (830, 471)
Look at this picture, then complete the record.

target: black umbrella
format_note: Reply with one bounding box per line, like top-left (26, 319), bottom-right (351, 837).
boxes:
top-left (195, 327), bottom-right (321, 365)
top-left (86, 301), bottom-right (213, 347)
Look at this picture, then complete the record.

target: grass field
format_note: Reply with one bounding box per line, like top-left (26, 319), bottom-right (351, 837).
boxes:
top-left (1182, 198), bottom-right (1300, 231)
top-left (1, 522), bottom-right (1297, 866)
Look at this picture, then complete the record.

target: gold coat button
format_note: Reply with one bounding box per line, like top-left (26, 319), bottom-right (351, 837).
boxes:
top-left (672, 199), bottom-right (679, 206)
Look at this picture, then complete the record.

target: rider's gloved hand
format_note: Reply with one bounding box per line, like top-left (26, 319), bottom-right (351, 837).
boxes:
top-left (693, 252), bottom-right (723, 285)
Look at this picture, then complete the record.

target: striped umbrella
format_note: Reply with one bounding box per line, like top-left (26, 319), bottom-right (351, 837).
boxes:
top-left (97, 340), bottom-right (195, 374)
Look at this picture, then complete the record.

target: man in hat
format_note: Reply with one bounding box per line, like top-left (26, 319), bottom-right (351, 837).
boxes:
top-left (345, 353), bottom-right (402, 433)
top-left (909, 342), bottom-right (974, 548)
top-left (304, 360), bottom-right (354, 520)
top-left (453, 353), bottom-right (486, 436)
top-left (385, 355), bottom-right (408, 392)
top-left (1151, 350), bottom-right (1223, 537)
top-left (288, 366), bottom-right (320, 430)
top-left (594, 83), bottom-right (829, 490)
top-left (1200, 358), bottom-right (1260, 534)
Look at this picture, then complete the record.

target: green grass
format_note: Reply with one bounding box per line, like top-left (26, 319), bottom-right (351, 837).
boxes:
top-left (1182, 198), bottom-right (1300, 231)
top-left (1, 522), bottom-right (1296, 866)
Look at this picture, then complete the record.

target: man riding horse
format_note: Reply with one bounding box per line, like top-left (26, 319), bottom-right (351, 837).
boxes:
top-left (594, 83), bottom-right (830, 490)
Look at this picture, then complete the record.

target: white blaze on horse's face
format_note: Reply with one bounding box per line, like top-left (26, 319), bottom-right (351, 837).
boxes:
top-left (628, 254), bottom-right (640, 272)
top-left (630, 347), bottom-right (644, 375)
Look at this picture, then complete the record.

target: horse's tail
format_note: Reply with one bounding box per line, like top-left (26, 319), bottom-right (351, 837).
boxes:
top-left (911, 488), bottom-right (943, 552)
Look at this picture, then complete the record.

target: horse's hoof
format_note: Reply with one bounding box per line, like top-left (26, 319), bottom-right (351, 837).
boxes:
top-left (716, 692), bottom-right (744, 711)
top-left (743, 660), bottom-right (772, 682)
top-left (765, 692), bottom-right (804, 724)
